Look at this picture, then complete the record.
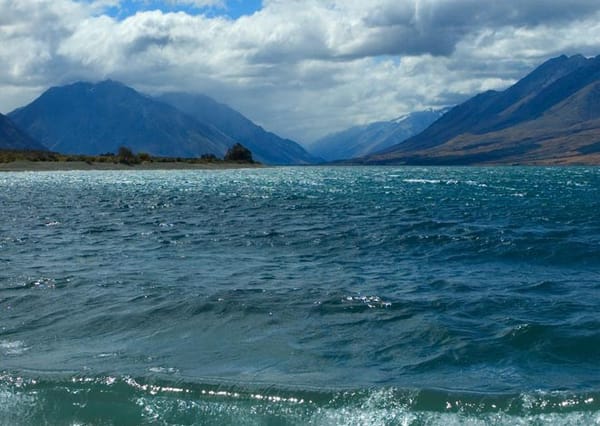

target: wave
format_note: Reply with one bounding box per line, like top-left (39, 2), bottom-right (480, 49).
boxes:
top-left (1, 373), bottom-right (599, 425)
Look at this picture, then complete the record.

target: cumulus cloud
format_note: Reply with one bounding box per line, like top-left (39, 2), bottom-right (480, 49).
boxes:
top-left (1, 0), bottom-right (600, 141)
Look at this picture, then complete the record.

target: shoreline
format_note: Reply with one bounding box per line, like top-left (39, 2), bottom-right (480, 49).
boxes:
top-left (0, 160), bottom-right (264, 172)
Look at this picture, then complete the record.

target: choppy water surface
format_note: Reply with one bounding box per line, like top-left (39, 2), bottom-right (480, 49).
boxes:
top-left (1, 166), bottom-right (599, 424)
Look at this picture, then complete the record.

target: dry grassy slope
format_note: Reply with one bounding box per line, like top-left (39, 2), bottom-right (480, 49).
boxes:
top-left (367, 120), bottom-right (600, 165)
top-left (367, 71), bottom-right (600, 165)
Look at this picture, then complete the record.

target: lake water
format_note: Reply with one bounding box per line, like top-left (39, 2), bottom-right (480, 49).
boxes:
top-left (1, 166), bottom-right (599, 424)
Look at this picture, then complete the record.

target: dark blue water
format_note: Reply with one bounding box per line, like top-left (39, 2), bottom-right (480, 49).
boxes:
top-left (1, 167), bottom-right (599, 424)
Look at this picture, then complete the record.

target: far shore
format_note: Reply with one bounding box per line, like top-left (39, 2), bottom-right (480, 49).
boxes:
top-left (0, 160), bottom-right (264, 172)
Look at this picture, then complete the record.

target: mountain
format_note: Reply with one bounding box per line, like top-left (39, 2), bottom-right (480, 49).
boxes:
top-left (308, 109), bottom-right (447, 161)
top-left (157, 93), bottom-right (320, 165)
top-left (361, 54), bottom-right (600, 165)
top-left (0, 113), bottom-right (47, 151)
top-left (9, 81), bottom-right (235, 157)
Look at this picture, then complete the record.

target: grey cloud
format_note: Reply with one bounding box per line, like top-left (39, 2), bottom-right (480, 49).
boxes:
top-left (356, 0), bottom-right (600, 58)
top-left (343, 26), bottom-right (459, 58)
top-left (2, 0), bottom-right (600, 141)
top-left (126, 34), bottom-right (173, 54)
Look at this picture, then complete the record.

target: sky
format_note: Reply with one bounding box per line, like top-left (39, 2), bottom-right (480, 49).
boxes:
top-left (1, 0), bottom-right (600, 143)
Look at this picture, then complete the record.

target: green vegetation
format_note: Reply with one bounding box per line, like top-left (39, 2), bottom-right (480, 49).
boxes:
top-left (0, 144), bottom-right (257, 166)
top-left (0, 150), bottom-right (61, 163)
top-left (117, 146), bottom-right (141, 165)
top-left (224, 143), bottom-right (254, 163)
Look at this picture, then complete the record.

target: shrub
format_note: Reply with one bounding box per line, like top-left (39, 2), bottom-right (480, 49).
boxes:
top-left (200, 153), bottom-right (218, 162)
top-left (117, 146), bottom-right (140, 165)
top-left (138, 152), bottom-right (152, 162)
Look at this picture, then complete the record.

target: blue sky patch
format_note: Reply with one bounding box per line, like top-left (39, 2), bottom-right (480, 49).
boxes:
top-left (98, 0), bottom-right (263, 20)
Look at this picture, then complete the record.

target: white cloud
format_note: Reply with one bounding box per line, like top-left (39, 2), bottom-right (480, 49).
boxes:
top-left (1, 0), bottom-right (600, 142)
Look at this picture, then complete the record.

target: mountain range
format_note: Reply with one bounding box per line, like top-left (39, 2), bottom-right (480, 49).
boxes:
top-left (307, 109), bottom-right (447, 161)
top-left (0, 113), bottom-right (46, 151)
top-left (3, 54), bottom-right (600, 165)
top-left (8, 81), bottom-right (317, 164)
top-left (360, 54), bottom-right (600, 165)
top-left (9, 81), bottom-right (235, 158)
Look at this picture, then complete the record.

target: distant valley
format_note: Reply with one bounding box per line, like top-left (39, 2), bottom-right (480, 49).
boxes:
top-left (158, 93), bottom-right (320, 165)
top-left (307, 109), bottom-right (448, 161)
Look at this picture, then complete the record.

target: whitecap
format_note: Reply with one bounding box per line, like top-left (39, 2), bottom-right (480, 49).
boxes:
top-left (0, 340), bottom-right (29, 356)
top-left (148, 367), bottom-right (179, 374)
top-left (31, 278), bottom-right (56, 289)
top-left (344, 295), bottom-right (392, 309)
top-left (403, 179), bottom-right (441, 184)
top-left (465, 180), bottom-right (488, 187)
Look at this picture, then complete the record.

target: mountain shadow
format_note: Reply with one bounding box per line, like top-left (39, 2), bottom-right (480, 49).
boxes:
top-left (0, 113), bottom-right (47, 151)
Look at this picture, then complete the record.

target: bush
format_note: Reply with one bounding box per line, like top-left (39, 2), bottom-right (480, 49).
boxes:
top-left (117, 146), bottom-right (140, 165)
top-left (0, 152), bottom-right (16, 163)
top-left (138, 152), bottom-right (151, 162)
top-left (200, 153), bottom-right (218, 162)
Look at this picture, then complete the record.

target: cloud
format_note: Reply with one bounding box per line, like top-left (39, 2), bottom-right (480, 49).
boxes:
top-left (2, 0), bottom-right (600, 142)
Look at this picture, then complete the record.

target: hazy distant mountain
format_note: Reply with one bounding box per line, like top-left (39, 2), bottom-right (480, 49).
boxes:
top-left (308, 109), bottom-right (447, 161)
top-left (158, 93), bottom-right (321, 165)
top-left (9, 81), bottom-right (234, 157)
top-left (360, 54), bottom-right (600, 165)
top-left (0, 113), bottom-right (46, 151)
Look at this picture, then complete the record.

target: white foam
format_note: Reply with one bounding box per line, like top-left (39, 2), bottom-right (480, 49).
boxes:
top-left (403, 179), bottom-right (441, 184)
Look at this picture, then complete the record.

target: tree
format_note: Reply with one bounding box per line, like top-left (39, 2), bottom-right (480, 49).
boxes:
top-left (224, 143), bottom-right (253, 163)
top-left (117, 146), bottom-right (140, 165)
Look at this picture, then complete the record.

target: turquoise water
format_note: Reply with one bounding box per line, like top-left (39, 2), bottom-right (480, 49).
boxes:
top-left (1, 167), bottom-right (599, 424)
